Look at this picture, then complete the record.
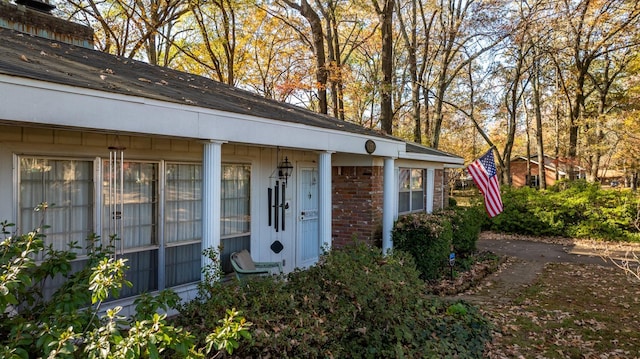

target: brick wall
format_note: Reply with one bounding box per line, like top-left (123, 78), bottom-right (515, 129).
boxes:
top-left (331, 166), bottom-right (450, 247)
top-left (510, 160), bottom-right (559, 188)
top-left (433, 169), bottom-right (444, 211)
top-left (332, 166), bottom-right (383, 248)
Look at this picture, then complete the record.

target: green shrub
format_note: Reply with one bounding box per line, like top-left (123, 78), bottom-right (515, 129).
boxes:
top-left (447, 206), bottom-right (485, 257)
top-left (488, 181), bottom-right (640, 242)
top-left (392, 213), bottom-right (453, 281)
top-left (0, 220), bottom-right (199, 358)
top-left (487, 186), bottom-right (561, 236)
top-left (0, 210), bottom-right (255, 358)
top-left (177, 243), bottom-right (492, 358)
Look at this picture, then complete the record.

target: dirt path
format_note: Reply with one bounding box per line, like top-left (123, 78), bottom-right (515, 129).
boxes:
top-left (452, 232), bottom-right (625, 304)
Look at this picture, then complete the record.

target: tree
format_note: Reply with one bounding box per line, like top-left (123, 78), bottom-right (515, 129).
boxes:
top-left (424, 0), bottom-right (507, 148)
top-left (371, 0), bottom-right (395, 134)
top-left (550, 0), bottom-right (640, 179)
top-left (243, 13), bottom-right (312, 102)
top-left (581, 48), bottom-right (635, 182)
top-left (59, 0), bottom-right (189, 66)
top-left (396, 0), bottom-right (429, 142)
top-left (181, 0), bottom-right (255, 85)
top-left (279, 0), bottom-right (329, 114)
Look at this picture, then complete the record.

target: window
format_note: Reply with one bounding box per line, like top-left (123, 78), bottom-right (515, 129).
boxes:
top-left (165, 163), bottom-right (202, 287)
top-left (220, 164), bottom-right (251, 273)
top-left (399, 168), bottom-right (425, 213)
top-left (18, 157), bottom-right (94, 299)
top-left (103, 161), bottom-right (159, 297)
top-left (19, 158), bottom-right (94, 253)
top-left (18, 155), bottom-right (250, 300)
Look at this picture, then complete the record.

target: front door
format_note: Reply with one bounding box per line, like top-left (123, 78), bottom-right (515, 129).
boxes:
top-left (297, 166), bottom-right (319, 268)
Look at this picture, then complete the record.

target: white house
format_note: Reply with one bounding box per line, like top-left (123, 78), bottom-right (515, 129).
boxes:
top-left (0, 1), bottom-right (463, 314)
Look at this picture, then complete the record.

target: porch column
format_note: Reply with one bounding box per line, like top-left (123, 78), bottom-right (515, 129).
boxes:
top-left (318, 151), bottom-right (333, 250)
top-left (426, 168), bottom-right (435, 213)
top-left (202, 140), bottom-right (225, 281)
top-left (382, 157), bottom-right (396, 253)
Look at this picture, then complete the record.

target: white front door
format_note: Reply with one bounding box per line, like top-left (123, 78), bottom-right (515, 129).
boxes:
top-left (297, 166), bottom-right (319, 268)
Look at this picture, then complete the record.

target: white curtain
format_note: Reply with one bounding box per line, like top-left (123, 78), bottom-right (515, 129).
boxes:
top-left (221, 164), bottom-right (250, 236)
top-left (165, 163), bottom-right (202, 243)
top-left (398, 168), bottom-right (425, 213)
top-left (19, 158), bottom-right (93, 257)
top-left (102, 161), bottom-right (159, 295)
top-left (164, 163), bottom-right (202, 287)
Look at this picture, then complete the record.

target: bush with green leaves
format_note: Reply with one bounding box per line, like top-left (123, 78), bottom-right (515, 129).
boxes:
top-left (486, 186), bottom-right (563, 236)
top-left (0, 220), bottom-right (201, 358)
top-left (487, 180), bottom-right (640, 242)
top-left (176, 242), bottom-right (492, 358)
top-left (447, 205), bottom-right (486, 257)
top-left (0, 215), bottom-right (252, 358)
top-left (392, 212), bottom-right (454, 281)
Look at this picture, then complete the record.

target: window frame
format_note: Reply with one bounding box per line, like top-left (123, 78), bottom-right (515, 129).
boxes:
top-left (16, 155), bottom-right (96, 261)
top-left (398, 167), bottom-right (426, 214)
top-left (220, 162), bottom-right (252, 273)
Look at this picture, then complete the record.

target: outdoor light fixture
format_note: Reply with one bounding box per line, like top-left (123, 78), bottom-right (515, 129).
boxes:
top-left (277, 156), bottom-right (293, 185)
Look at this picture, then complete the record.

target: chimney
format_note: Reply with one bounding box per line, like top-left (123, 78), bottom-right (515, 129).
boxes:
top-left (0, 0), bottom-right (94, 48)
top-left (15, 0), bottom-right (55, 13)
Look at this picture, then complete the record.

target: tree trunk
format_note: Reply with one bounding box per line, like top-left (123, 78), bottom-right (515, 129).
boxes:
top-left (375, 0), bottom-right (395, 134)
top-left (283, 0), bottom-right (328, 114)
top-left (532, 53), bottom-right (546, 190)
top-left (397, 0), bottom-right (420, 142)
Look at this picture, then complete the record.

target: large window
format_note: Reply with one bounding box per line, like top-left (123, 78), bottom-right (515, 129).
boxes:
top-left (165, 163), bottom-right (202, 287)
top-left (19, 157), bottom-right (95, 299)
top-left (399, 168), bottom-right (425, 214)
top-left (18, 155), bottom-right (250, 299)
top-left (19, 158), bottom-right (94, 256)
top-left (103, 161), bottom-right (159, 297)
top-left (221, 164), bottom-right (251, 273)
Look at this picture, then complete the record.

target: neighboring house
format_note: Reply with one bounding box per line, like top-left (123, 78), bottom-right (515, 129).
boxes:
top-left (510, 155), bottom-right (586, 188)
top-left (597, 169), bottom-right (626, 187)
top-left (0, 1), bottom-right (463, 314)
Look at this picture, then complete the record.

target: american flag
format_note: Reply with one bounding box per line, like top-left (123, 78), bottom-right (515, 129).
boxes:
top-left (467, 149), bottom-right (503, 217)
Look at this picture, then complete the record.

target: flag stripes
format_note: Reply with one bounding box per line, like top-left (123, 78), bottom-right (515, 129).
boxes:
top-left (467, 150), bottom-right (503, 217)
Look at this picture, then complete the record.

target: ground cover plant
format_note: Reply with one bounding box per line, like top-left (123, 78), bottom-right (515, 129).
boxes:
top-left (176, 242), bottom-right (493, 358)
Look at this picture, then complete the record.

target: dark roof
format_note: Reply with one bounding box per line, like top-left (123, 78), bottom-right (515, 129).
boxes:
top-left (405, 142), bottom-right (461, 160)
top-left (0, 28), bottom-right (386, 139)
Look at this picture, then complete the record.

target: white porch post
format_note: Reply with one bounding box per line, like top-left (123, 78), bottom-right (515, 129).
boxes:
top-left (426, 168), bottom-right (435, 213)
top-left (202, 140), bottom-right (224, 281)
top-left (318, 151), bottom-right (333, 250)
top-left (382, 157), bottom-right (396, 253)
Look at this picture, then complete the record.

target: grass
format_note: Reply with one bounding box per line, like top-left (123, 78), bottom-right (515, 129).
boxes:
top-left (484, 262), bottom-right (640, 358)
